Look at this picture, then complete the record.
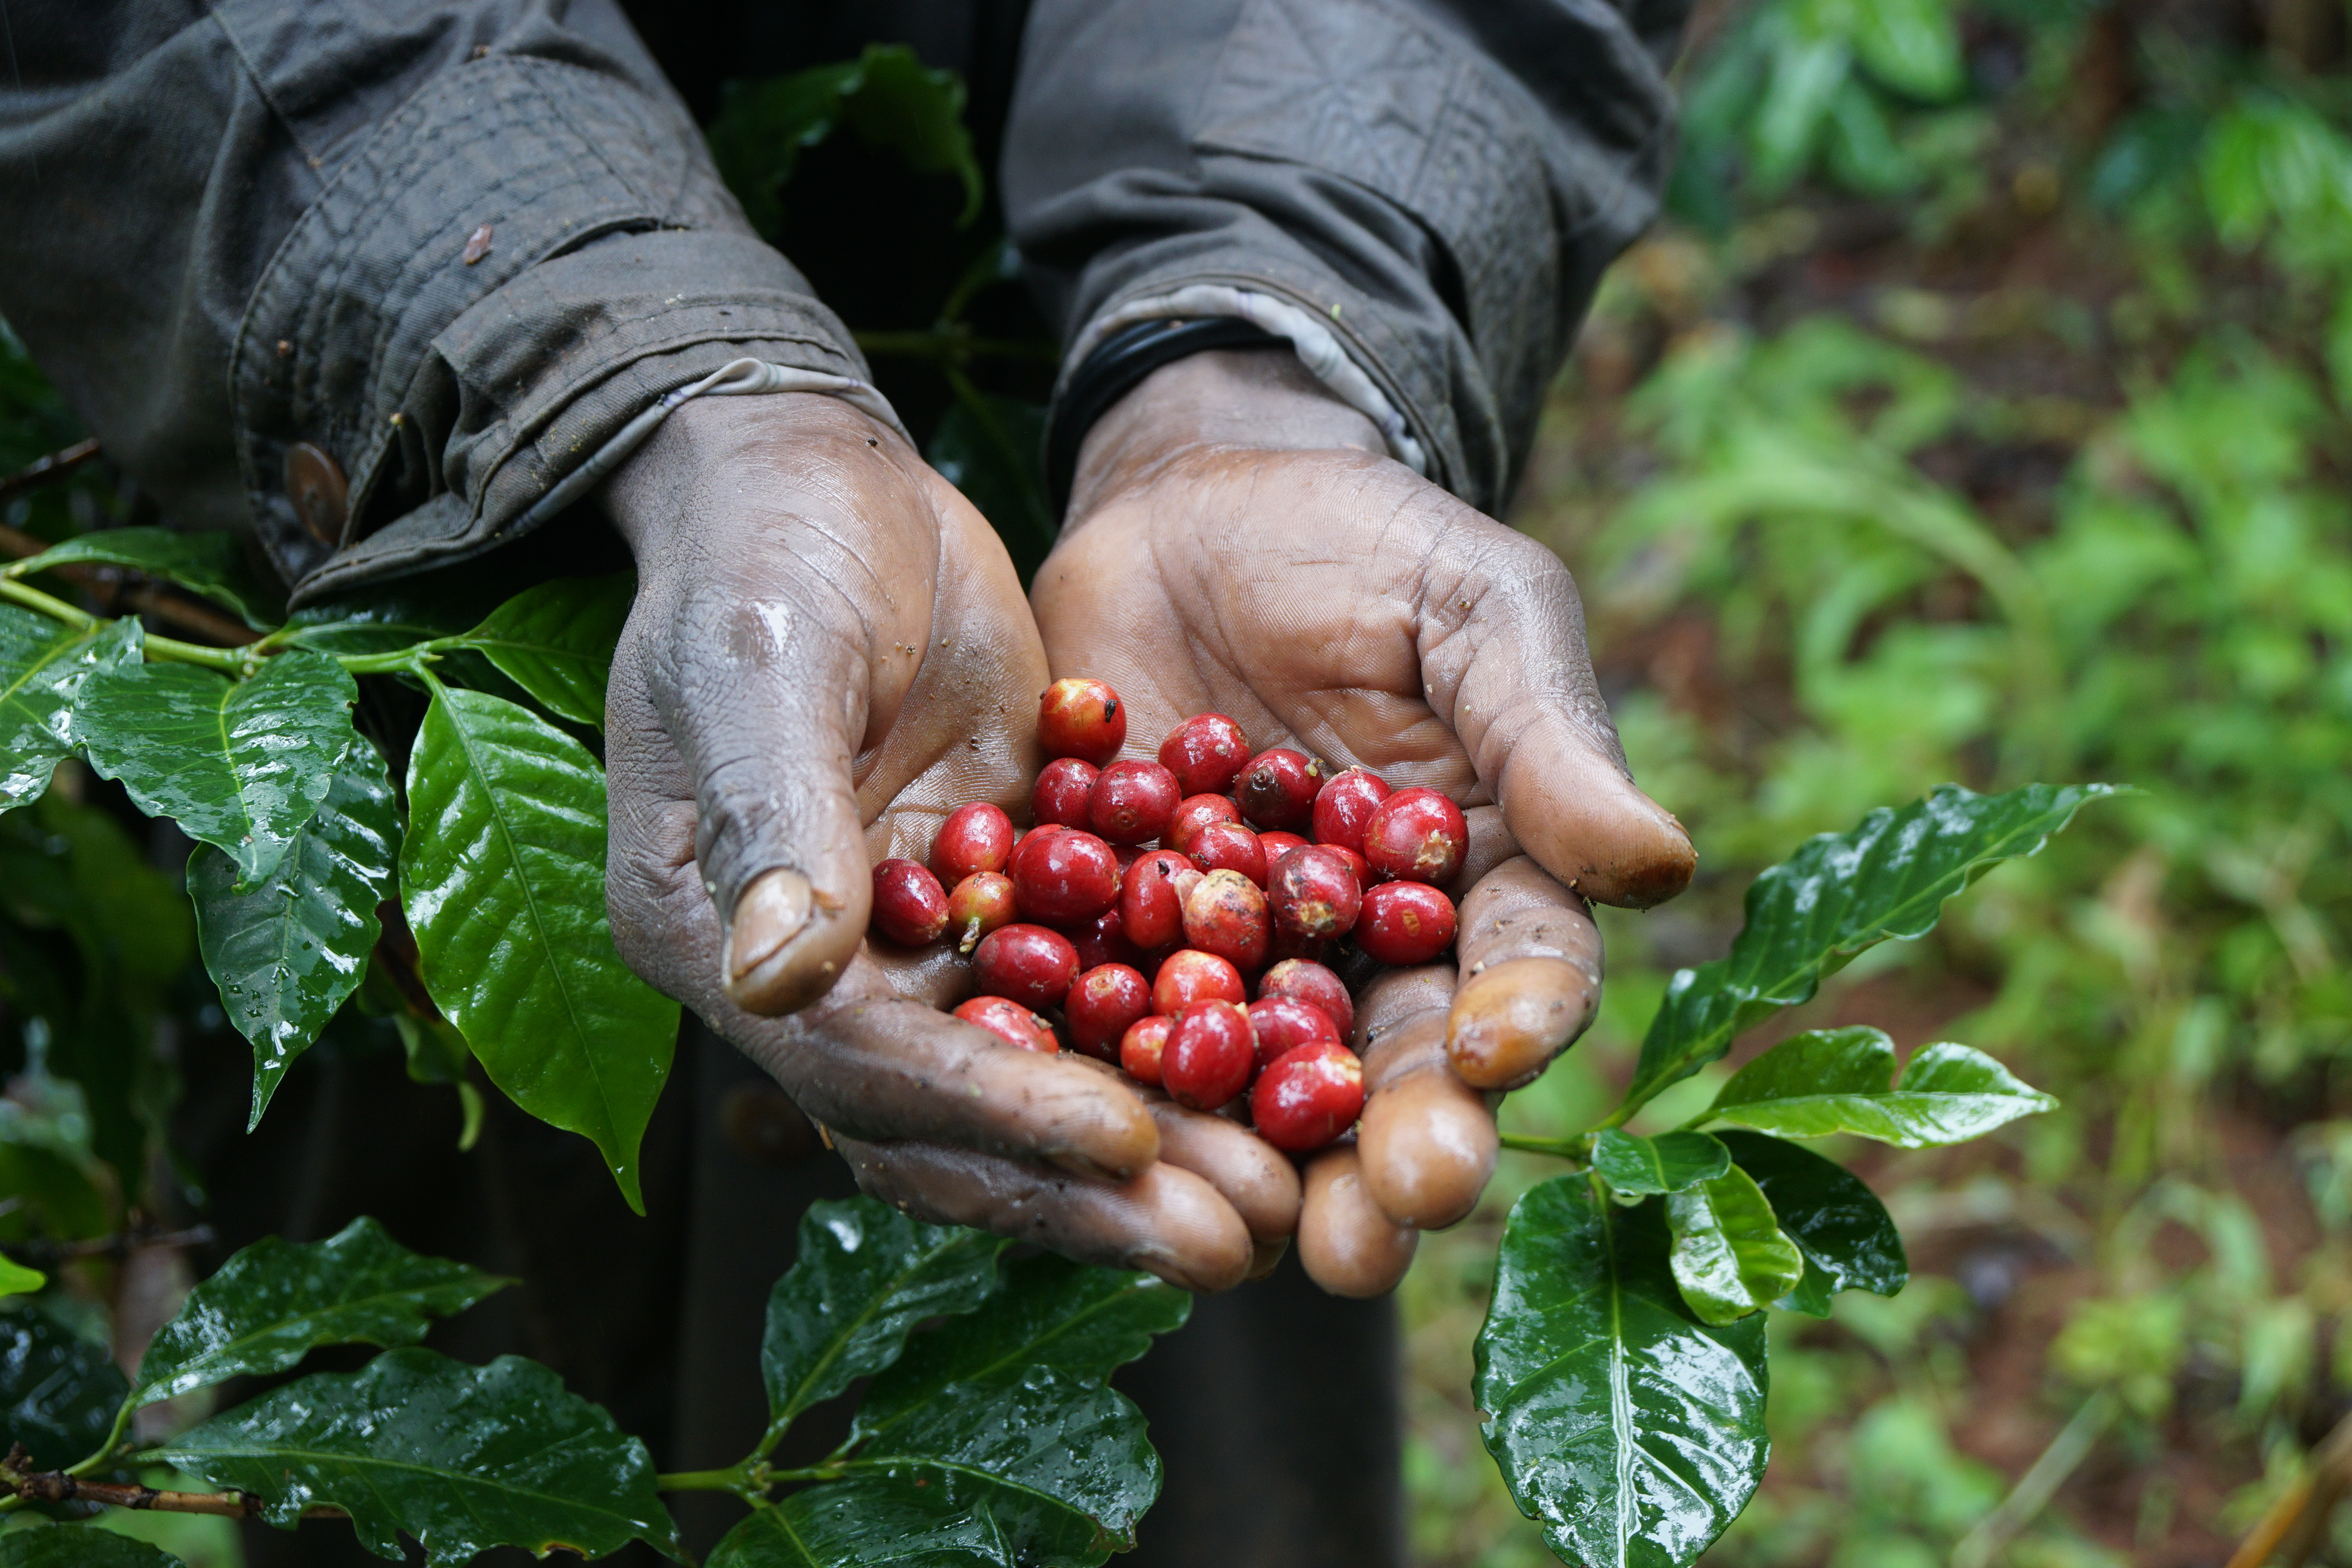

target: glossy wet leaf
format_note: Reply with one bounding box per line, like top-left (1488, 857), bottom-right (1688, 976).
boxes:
top-left (0, 608), bottom-right (140, 809)
top-left (8, 527), bottom-right (283, 629)
top-left (274, 586), bottom-right (488, 659)
top-left (0, 1256), bottom-right (45, 1298)
top-left (401, 682), bottom-right (678, 1212)
top-left (1475, 1178), bottom-right (1768, 1568)
top-left (1717, 1131), bottom-right (1906, 1317)
top-left (1590, 1129), bottom-right (1731, 1196)
top-left (1666, 1165), bottom-right (1807, 1325)
top-left (762, 1197), bottom-right (1007, 1427)
top-left (1621, 782), bottom-right (2116, 1118)
top-left (78, 650), bottom-right (356, 887)
top-left (130, 1217), bottom-right (510, 1409)
top-left (0, 1308), bottom-right (129, 1471)
top-left (189, 740), bottom-right (398, 1128)
top-left (710, 1472), bottom-right (1104, 1568)
top-left (451, 573), bottom-right (632, 728)
top-left (152, 1348), bottom-right (679, 1566)
top-left (0, 1528), bottom-right (188, 1568)
top-left (1702, 1027), bottom-right (2057, 1147)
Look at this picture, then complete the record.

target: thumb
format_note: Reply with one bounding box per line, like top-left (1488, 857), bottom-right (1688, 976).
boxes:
top-left (1424, 524), bottom-right (1694, 908)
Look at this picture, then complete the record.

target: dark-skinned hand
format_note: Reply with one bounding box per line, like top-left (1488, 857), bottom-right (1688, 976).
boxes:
top-left (1033, 349), bottom-right (1697, 1296)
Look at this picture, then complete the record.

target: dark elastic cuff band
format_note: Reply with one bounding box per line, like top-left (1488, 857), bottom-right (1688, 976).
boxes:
top-left (1044, 317), bottom-right (1284, 515)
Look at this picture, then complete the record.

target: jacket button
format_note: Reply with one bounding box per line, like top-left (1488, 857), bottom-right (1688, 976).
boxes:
top-left (284, 443), bottom-right (347, 547)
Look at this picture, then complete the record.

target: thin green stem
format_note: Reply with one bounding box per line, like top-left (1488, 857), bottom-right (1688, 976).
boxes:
top-left (0, 574), bottom-right (96, 630)
top-left (655, 1457), bottom-right (839, 1499)
top-left (64, 1397), bottom-right (136, 1480)
top-left (337, 641), bottom-right (447, 677)
top-left (1498, 1132), bottom-right (1590, 1165)
top-left (140, 631), bottom-right (258, 675)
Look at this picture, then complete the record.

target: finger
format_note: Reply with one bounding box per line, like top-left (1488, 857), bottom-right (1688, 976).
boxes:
top-left (1415, 514), bottom-right (1695, 908)
top-left (1059, 1053), bottom-right (1301, 1241)
top-left (1247, 1238), bottom-right (1290, 1279)
top-left (1297, 1149), bottom-right (1418, 1298)
top-left (834, 1134), bottom-right (1254, 1293)
top-left (1354, 1009), bottom-right (1497, 1230)
top-left (1446, 857), bottom-right (1604, 1089)
top-left (1442, 805), bottom-right (1521, 902)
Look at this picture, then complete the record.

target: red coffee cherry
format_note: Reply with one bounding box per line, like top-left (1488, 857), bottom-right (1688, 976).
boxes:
top-left (1089, 759), bottom-right (1182, 846)
top-left (1120, 1014), bottom-right (1173, 1085)
top-left (931, 801), bottom-right (1016, 885)
top-left (1310, 767), bottom-right (1392, 856)
top-left (1009, 828), bottom-right (1121, 924)
top-left (870, 859), bottom-right (949, 946)
top-left (1258, 957), bottom-right (1355, 1040)
top-left (1032, 757), bottom-right (1099, 828)
top-left (953, 995), bottom-right (1059, 1054)
top-left (1163, 1000), bottom-right (1257, 1112)
top-left (1168, 793), bottom-right (1242, 855)
top-left (1236, 748), bottom-right (1325, 831)
top-left (1327, 844), bottom-right (1373, 891)
top-left (1355, 881), bottom-right (1457, 966)
top-left (1361, 787), bottom-right (1469, 886)
top-left (1267, 844), bottom-right (1362, 940)
top-left (1153, 948), bottom-right (1247, 1013)
top-left (1066, 963), bottom-right (1152, 1060)
top-left (1257, 830), bottom-right (1309, 864)
top-left (1247, 994), bottom-right (1342, 1071)
top-left (946, 871), bottom-right (1018, 955)
top-left (1250, 1042), bottom-right (1364, 1151)
top-left (1038, 677), bottom-right (1126, 765)
top-left (1070, 906), bottom-right (1145, 973)
top-left (1187, 821), bottom-right (1267, 887)
top-left (1120, 850), bottom-right (1201, 951)
top-left (1159, 712), bottom-right (1251, 795)
top-left (972, 922), bottom-right (1082, 1009)
top-left (1181, 868), bottom-right (1271, 972)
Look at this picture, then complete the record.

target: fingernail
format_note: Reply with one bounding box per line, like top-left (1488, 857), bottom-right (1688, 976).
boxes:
top-left (726, 867), bottom-right (813, 989)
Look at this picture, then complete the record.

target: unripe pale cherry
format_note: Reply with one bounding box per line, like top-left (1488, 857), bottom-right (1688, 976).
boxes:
top-left (1247, 994), bottom-right (1342, 1071)
top-left (972, 923), bottom-right (1081, 1009)
top-left (1120, 1014), bottom-right (1173, 1085)
top-left (930, 801), bottom-right (1016, 885)
top-left (1120, 849), bottom-right (1201, 951)
top-left (1066, 963), bottom-right (1152, 1060)
top-left (1267, 844), bottom-right (1362, 940)
top-left (1355, 880), bottom-right (1457, 965)
top-left (870, 860), bottom-right (949, 946)
top-left (1009, 828), bottom-right (1121, 924)
top-left (1037, 677), bottom-right (1126, 765)
top-left (1186, 821), bottom-right (1267, 887)
top-left (1258, 957), bottom-right (1355, 1040)
top-left (1163, 1000), bottom-right (1257, 1112)
top-left (1168, 793), bottom-right (1242, 855)
top-left (1032, 757), bottom-right (1098, 828)
top-left (1089, 759), bottom-right (1182, 845)
top-left (1181, 867), bottom-right (1271, 971)
top-left (1310, 767), bottom-right (1392, 856)
top-left (1236, 748), bottom-right (1324, 831)
top-left (953, 995), bottom-right (1059, 1054)
top-left (946, 871), bottom-right (1017, 955)
top-left (1152, 948), bottom-right (1246, 1013)
top-left (1361, 786), bottom-right (1469, 886)
top-left (1158, 712), bottom-right (1251, 795)
top-left (1251, 1041), bottom-right (1364, 1151)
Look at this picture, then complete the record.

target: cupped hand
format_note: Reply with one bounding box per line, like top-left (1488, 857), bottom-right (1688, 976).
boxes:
top-left (597, 393), bottom-right (1273, 1290)
top-left (1033, 349), bottom-right (1697, 1296)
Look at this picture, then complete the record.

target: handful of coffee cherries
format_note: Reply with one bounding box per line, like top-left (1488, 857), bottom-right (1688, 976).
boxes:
top-left (868, 678), bottom-right (1473, 1155)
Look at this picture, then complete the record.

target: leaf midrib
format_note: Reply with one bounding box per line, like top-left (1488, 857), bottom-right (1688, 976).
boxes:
top-left (158, 1440), bottom-right (655, 1529)
top-left (0, 621), bottom-right (93, 711)
top-left (779, 1237), bottom-right (991, 1422)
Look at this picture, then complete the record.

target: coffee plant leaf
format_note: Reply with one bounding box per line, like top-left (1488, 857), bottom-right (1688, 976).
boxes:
top-left (8, 527), bottom-right (284, 629)
top-left (0, 1527), bottom-right (189, 1568)
top-left (152, 1348), bottom-right (679, 1565)
top-left (1476, 1178), bottom-right (1768, 1568)
top-left (401, 683), bottom-right (678, 1212)
top-left (274, 586), bottom-right (486, 658)
top-left (0, 1308), bottom-right (129, 1472)
top-left (1591, 1129), bottom-right (1732, 1197)
top-left (129, 1216), bottom-right (510, 1410)
top-left (1667, 1166), bottom-right (1807, 1326)
top-left (78, 650), bottom-right (356, 888)
top-left (710, 1472), bottom-right (1106, 1568)
top-left (1716, 1131), bottom-right (1906, 1317)
top-left (1621, 782), bottom-right (2116, 1118)
top-left (1704, 1028), bottom-right (2056, 1147)
top-left (854, 1253), bottom-right (1188, 1440)
top-left (0, 1257), bottom-right (44, 1298)
top-left (450, 573), bottom-right (633, 728)
top-left (762, 1197), bottom-right (1007, 1428)
top-left (0, 608), bottom-right (140, 809)
top-left (189, 739), bottom-right (399, 1129)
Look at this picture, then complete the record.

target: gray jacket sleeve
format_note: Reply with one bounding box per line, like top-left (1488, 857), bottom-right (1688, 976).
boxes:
top-left (0, 0), bottom-right (872, 602)
top-left (1003, 0), bottom-right (1688, 514)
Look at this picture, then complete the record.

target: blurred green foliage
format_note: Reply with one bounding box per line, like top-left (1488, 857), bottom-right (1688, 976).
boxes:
top-left (1407, 0), bottom-right (2352, 1561)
